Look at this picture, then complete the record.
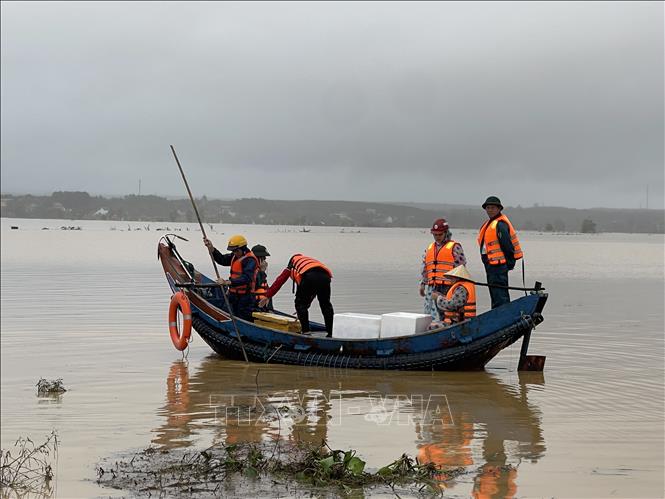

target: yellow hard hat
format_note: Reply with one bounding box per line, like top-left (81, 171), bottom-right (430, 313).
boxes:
top-left (227, 234), bottom-right (248, 250)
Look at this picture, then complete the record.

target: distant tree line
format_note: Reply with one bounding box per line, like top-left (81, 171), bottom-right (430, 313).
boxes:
top-left (1, 191), bottom-right (663, 234)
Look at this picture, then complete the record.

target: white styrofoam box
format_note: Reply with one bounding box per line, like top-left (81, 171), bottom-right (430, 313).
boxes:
top-left (332, 313), bottom-right (382, 339)
top-left (380, 312), bottom-right (432, 338)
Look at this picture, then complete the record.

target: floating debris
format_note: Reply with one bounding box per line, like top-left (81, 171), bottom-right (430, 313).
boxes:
top-left (36, 378), bottom-right (66, 396)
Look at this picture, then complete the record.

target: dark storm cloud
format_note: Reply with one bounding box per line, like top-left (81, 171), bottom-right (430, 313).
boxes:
top-left (1, 2), bottom-right (663, 208)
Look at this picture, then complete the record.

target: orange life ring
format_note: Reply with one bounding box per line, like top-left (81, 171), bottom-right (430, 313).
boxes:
top-left (169, 291), bottom-right (192, 351)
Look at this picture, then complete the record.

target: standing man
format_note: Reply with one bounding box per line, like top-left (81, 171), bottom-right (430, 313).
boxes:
top-left (203, 234), bottom-right (258, 322)
top-left (420, 218), bottom-right (466, 322)
top-left (477, 196), bottom-right (523, 309)
top-left (258, 254), bottom-right (334, 336)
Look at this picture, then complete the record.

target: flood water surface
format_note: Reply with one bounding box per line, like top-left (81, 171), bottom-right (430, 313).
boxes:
top-left (1, 219), bottom-right (663, 497)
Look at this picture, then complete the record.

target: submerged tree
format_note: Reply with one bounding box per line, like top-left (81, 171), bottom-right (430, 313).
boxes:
top-left (1, 431), bottom-right (58, 497)
top-left (580, 219), bottom-right (597, 233)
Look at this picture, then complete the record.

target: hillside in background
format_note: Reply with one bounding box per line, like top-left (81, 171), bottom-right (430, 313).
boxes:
top-left (1, 192), bottom-right (663, 233)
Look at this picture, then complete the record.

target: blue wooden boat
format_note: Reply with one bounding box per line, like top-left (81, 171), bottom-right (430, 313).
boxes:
top-left (158, 236), bottom-right (547, 371)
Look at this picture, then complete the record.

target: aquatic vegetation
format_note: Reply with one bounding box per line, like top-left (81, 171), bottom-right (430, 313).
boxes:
top-left (0, 431), bottom-right (59, 498)
top-left (96, 441), bottom-right (468, 497)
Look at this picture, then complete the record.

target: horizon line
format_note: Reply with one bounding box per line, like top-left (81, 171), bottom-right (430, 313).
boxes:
top-left (0, 190), bottom-right (663, 212)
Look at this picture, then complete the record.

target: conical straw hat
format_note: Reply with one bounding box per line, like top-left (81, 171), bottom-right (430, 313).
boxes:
top-left (444, 265), bottom-right (472, 281)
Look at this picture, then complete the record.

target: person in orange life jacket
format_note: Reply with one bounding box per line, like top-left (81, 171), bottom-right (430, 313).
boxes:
top-left (251, 244), bottom-right (273, 312)
top-left (420, 218), bottom-right (467, 322)
top-left (431, 265), bottom-right (476, 326)
top-left (258, 254), bottom-right (334, 336)
top-left (477, 196), bottom-right (523, 309)
top-left (203, 234), bottom-right (258, 322)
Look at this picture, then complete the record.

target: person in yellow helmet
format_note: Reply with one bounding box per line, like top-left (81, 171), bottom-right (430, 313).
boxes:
top-left (203, 234), bottom-right (259, 322)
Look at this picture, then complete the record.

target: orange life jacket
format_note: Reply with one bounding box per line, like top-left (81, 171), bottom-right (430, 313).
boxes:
top-left (228, 251), bottom-right (259, 294)
top-left (253, 271), bottom-right (268, 301)
top-left (443, 280), bottom-right (476, 324)
top-left (417, 422), bottom-right (474, 470)
top-left (424, 241), bottom-right (457, 286)
top-left (472, 465), bottom-right (517, 499)
top-left (477, 214), bottom-right (523, 266)
top-left (289, 254), bottom-right (332, 285)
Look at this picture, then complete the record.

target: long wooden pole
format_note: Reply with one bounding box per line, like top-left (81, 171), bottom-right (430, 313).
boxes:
top-left (472, 280), bottom-right (543, 292)
top-left (169, 145), bottom-right (249, 363)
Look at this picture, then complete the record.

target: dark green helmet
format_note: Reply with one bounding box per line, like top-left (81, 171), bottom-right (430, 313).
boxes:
top-left (482, 196), bottom-right (503, 210)
top-left (251, 244), bottom-right (270, 257)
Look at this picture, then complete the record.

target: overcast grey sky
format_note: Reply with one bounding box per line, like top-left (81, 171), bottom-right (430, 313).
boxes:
top-left (1, 1), bottom-right (663, 209)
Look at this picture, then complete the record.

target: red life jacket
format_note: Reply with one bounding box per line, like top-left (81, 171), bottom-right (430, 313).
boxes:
top-left (228, 251), bottom-right (259, 295)
top-left (477, 214), bottom-right (523, 265)
top-left (288, 254), bottom-right (332, 285)
top-left (424, 241), bottom-right (457, 286)
top-left (443, 280), bottom-right (476, 325)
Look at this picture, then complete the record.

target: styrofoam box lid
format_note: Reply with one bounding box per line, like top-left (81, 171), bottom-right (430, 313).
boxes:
top-left (382, 312), bottom-right (431, 319)
top-left (335, 313), bottom-right (382, 320)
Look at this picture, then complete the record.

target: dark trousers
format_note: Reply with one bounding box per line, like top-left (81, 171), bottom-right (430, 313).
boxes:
top-left (228, 293), bottom-right (255, 322)
top-left (295, 268), bottom-right (334, 333)
top-left (485, 263), bottom-right (510, 309)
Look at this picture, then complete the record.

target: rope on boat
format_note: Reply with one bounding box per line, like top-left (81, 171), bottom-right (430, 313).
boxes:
top-left (265, 344), bottom-right (283, 363)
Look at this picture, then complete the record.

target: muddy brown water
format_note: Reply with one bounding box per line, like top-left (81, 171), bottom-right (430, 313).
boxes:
top-left (1, 218), bottom-right (663, 497)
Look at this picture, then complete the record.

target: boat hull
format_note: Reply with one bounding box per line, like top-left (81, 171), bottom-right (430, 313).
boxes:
top-left (191, 313), bottom-right (539, 370)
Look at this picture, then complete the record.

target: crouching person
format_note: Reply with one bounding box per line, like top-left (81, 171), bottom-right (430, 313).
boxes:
top-left (432, 265), bottom-right (476, 326)
top-left (258, 254), bottom-right (334, 336)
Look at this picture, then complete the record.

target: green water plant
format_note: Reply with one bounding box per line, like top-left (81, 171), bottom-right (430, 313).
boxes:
top-left (96, 440), bottom-right (464, 497)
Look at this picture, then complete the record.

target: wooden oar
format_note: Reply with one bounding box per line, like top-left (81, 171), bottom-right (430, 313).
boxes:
top-left (169, 145), bottom-right (249, 363)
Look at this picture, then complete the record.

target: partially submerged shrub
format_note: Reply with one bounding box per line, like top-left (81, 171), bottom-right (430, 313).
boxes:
top-left (36, 379), bottom-right (66, 396)
top-left (0, 430), bottom-right (59, 497)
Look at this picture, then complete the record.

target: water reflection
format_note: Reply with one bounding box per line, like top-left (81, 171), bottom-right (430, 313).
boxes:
top-left (152, 361), bottom-right (193, 448)
top-left (153, 358), bottom-right (546, 495)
